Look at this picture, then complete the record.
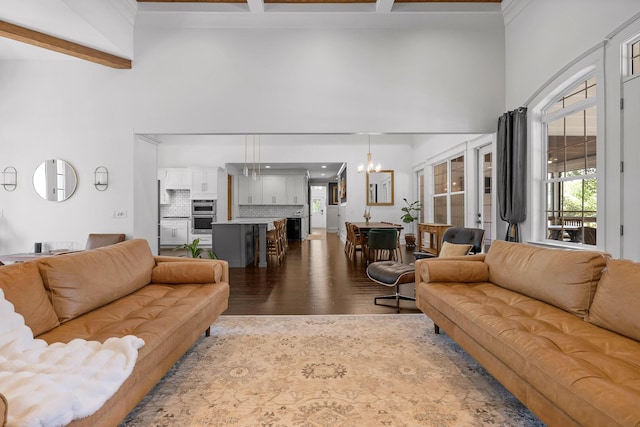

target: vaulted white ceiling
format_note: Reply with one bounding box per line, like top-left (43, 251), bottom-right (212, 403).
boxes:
top-left (0, 0), bottom-right (502, 65)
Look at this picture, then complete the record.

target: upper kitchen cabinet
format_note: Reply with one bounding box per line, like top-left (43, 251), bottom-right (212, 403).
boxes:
top-left (261, 176), bottom-right (287, 205)
top-left (162, 168), bottom-right (191, 190)
top-left (238, 174), bottom-right (307, 205)
top-left (158, 170), bottom-right (170, 205)
top-left (238, 175), bottom-right (263, 205)
top-left (286, 175), bottom-right (306, 205)
top-left (191, 168), bottom-right (218, 200)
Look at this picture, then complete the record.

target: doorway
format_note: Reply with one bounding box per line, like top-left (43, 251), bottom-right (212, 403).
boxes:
top-left (311, 185), bottom-right (327, 233)
top-left (477, 145), bottom-right (494, 252)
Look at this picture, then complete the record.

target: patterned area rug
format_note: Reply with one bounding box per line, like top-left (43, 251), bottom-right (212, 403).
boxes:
top-left (121, 315), bottom-right (544, 427)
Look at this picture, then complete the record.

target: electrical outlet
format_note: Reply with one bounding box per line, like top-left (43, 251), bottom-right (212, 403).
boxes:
top-left (113, 210), bottom-right (127, 219)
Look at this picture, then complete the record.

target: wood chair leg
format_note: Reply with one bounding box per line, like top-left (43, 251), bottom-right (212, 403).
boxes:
top-left (205, 326), bottom-right (211, 337)
top-left (434, 324), bottom-right (440, 334)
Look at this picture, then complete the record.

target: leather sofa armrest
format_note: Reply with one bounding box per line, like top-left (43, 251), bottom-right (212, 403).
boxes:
top-left (154, 256), bottom-right (229, 284)
top-left (151, 260), bottom-right (229, 284)
top-left (0, 392), bottom-right (7, 427)
top-left (416, 259), bottom-right (489, 284)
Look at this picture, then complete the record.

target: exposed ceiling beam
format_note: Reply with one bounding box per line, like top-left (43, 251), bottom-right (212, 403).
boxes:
top-left (0, 20), bottom-right (131, 69)
top-left (376, 0), bottom-right (395, 12)
top-left (247, 0), bottom-right (265, 12)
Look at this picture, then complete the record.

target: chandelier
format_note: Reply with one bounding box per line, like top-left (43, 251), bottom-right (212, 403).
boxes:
top-left (358, 133), bottom-right (381, 174)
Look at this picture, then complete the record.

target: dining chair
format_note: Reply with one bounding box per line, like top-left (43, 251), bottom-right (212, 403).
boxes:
top-left (349, 223), bottom-right (366, 262)
top-left (365, 228), bottom-right (399, 264)
top-left (85, 233), bottom-right (126, 250)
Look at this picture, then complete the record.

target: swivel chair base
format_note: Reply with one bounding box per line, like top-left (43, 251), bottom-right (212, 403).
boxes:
top-left (366, 261), bottom-right (416, 313)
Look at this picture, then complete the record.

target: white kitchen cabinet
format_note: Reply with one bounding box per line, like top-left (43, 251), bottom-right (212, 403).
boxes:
top-left (261, 176), bottom-right (287, 205)
top-left (189, 233), bottom-right (212, 248)
top-left (286, 175), bottom-right (306, 205)
top-left (160, 220), bottom-right (189, 246)
top-left (238, 175), bottom-right (263, 205)
top-left (158, 170), bottom-right (170, 205)
top-left (191, 168), bottom-right (218, 200)
top-left (162, 168), bottom-right (191, 190)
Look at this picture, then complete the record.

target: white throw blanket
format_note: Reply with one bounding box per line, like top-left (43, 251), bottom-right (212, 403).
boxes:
top-left (0, 289), bottom-right (144, 427)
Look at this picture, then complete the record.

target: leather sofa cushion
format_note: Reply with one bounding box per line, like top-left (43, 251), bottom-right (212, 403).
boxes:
top-left (419, 260), bottom-right (489, 283)
top-left (37, 282), bottom-right (229, 346)
top-left (420, 281), bottom-right (640, 426)
top-left (484, 240), bottom-right (608, 317)
top-left (38, 239), bottom-right (155, 323)
top-left (587, 258), bottom-right (640, 341)
top-left (0, 262), bottom-right (59, 336)
top-left (151, 262), bottom-right (223, 284)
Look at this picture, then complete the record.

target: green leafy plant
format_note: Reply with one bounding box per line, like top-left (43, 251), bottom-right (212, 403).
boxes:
top-left (400, 198), bottom-right (421, 224)
top-left (400, 199), bottom-right (422, 247)
top-left (173, 238), bottom-right (218, 259)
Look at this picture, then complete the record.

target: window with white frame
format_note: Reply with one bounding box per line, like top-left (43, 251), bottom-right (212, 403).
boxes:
top-left (543, 77), bottom-right (597, 245)
top-left (632, 40), bottom-right (640, 76)
top-left (433, 155), bottom-right (465, 227)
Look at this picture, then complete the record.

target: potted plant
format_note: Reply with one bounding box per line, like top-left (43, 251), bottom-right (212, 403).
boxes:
top-left (174, 238), bottom-right (218, 259)
top-left (400, 198), bottom-right (421, 248)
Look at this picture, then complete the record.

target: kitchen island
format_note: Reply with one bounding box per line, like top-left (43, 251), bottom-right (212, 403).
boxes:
top-left (212, 219), bottom-right (280, 267)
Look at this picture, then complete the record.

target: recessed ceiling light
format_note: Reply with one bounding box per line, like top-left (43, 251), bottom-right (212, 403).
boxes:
top-left (321, 165), bottom-right (327, 168)
top-left (321, 173), bottom-right (326, 176)
top-left (265, 165), bottom-right (271, 168)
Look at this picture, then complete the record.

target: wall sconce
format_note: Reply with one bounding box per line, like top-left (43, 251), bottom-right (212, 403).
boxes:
top-left (1, 166), bottom-right (17, 191)
top-left (94, 166), bottom-right (109, 191)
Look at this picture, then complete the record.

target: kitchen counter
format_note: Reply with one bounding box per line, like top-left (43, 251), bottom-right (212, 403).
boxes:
top-left (212, 218), bottom-right (283, 267)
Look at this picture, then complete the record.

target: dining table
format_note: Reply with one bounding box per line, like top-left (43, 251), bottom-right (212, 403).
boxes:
top-left (351, 222), bottom-right (404, 236)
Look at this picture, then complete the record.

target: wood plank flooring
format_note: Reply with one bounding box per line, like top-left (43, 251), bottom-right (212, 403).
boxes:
top-left (224, 228), bottom-right (420, 315)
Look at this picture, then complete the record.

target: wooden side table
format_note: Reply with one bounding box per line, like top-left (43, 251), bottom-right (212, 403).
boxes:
top-left (417, 223), bottom-right (452, 256)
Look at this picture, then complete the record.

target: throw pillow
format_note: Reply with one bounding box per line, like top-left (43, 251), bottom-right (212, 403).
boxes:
top-left (586, 258), bottom-right (640, 342)
top-left (439, 241), bottom-right (473, 258)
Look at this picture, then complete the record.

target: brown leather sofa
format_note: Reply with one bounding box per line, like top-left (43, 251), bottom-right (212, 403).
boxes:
top-left (0, 239), bottom-right (230, 427)
top-left (416, 240), bottom-right (640, 427)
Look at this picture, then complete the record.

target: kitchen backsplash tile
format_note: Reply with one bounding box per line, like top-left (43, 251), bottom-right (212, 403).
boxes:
top-left (160, 190), bottom-right (191, 217)
top-left (239, 205), bottom-right (303, 218)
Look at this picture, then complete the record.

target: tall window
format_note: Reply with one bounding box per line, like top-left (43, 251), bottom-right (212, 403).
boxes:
top-left (433, 155), bottom-right (465, 227)
top-left (543, 77), bottom-right (597, 245)
top-left (632, 40), bottom-right (640, 76)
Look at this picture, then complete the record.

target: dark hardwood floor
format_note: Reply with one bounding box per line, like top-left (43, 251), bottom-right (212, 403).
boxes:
top-left (223, 228), bottom-right (420, 315)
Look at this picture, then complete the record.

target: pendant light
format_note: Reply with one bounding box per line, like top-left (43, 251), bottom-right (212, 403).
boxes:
top-left (358, 134), bottom-right (382, 173)
top-left (252, 135), bottom-right (257, 181)
top-left (243, 135), bottom-right (249, 177)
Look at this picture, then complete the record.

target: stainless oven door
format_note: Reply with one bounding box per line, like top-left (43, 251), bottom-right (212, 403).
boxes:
top-left (192, 215), bottom-right (214, 233)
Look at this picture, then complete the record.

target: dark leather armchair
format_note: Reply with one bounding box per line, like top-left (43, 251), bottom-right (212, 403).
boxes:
top-left (414, 227), bottom-right (485, 259)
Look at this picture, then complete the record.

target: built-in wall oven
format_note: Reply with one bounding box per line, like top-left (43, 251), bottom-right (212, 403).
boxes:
top-left (192, 200), bottom-right (216, 234)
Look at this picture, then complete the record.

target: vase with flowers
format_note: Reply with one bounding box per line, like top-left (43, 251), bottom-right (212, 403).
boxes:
top-left (363, 207), bottom-right (372, 225)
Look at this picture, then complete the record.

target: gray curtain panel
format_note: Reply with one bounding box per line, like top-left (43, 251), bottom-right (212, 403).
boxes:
top-left (497, 107), bottom-right (527, 242)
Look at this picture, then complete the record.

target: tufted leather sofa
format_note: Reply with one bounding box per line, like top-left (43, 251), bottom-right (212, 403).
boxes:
top-left (416, 240), bottom-right (640, 427)
top-left (0, 239), bottom-right (229, 427)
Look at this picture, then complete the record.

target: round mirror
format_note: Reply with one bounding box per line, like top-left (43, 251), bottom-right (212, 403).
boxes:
top-left (33, 159), bottom-right (78, 201)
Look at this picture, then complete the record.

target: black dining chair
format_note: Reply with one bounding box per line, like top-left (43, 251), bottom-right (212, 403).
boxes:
top-left (365, 228), bottom-right (400, 264)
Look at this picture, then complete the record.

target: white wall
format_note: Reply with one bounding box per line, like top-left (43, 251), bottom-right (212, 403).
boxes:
top-left (504, 0), bottom-right (640, 109)
top-left (0, 9), bottom-right (503, 254)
